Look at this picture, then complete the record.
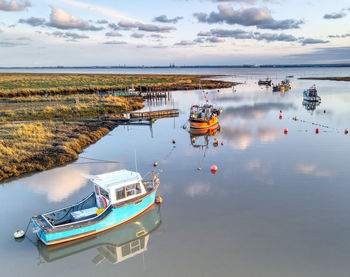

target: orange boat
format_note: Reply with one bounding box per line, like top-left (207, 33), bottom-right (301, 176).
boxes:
top-left (189, 104), bottom-right (221, 129)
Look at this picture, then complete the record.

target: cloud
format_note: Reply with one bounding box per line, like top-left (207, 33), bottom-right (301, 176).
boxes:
top-left (0, 0), bottom-right (30, 11)
top-left (103, 40), bottom-right (127, 45)
top-left (48, 31), bottom-right (89, 40)
top-left (131, 32), bottom-right (144, 38)
top-left (0, 41), bottom-right (28, 47)
top-left (285, 46), bottom-right (350, 63)
top-left (153, 15), bottom-right (183, 24)
top-left (212, 0), bottom-right (257, 2)
top-left (255, 32), bottom-right (298, 42)
top-left (300, 38), bottom-right (329, 45)
top-left (210, 28), bottom-right (253, 39)
top-left (324, 12), bottom-right (346, 19)
top-left (105, 30), bottom-right (122, 37)
top-left (118, 20), bottom-right (140, 29)
top-left (48, 6), bottom-right (103, 31)
top-left (193, 4), bottom-right (303, 30)
top-left (186, 182), bottom-right (211, 197)
top-left (296, 163), bottom-right (333, 177)
top-left (206, 36), bottom-right (225, 43)
top-left (138, 23), bottom-right (175, 32)
top-left (18, 17), bottom-right (46, 27)
top-left (108, 23), bottom-right (120, 30)
top-left (174, 40), bottom-right (196, 46)
top-left (328, 33), bottom-right (350, 38)
top-left (96, 19), bottom-right (108, 24)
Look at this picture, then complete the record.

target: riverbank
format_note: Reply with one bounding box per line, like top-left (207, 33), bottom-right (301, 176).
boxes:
top-left (299, 76), bottom-right (350, 81)
top-left (0, 73), bottom-right (232, 182)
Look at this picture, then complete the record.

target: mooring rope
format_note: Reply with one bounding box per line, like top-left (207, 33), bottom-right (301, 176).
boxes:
top-left (79, 156), bottom-right (120, 163)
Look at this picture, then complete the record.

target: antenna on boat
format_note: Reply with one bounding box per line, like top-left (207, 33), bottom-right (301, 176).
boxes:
top-left (134, 149), bottom-right (138, 172)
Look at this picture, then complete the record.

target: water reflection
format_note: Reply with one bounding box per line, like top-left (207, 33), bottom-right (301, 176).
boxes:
top-left (302, 99), bottom-right (321, 113)
top-left (36, 205), bottom-right (161, 265)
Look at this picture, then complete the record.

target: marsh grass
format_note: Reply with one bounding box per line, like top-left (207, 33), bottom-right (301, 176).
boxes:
top-left (0, 73), bottom-right (232, 97)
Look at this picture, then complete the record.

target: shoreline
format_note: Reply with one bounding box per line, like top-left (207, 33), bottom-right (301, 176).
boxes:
top-left (299, 76), bottom-right (350, 82)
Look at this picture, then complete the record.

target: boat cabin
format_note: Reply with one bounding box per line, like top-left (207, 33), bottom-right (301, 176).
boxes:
top-left (91, 170), bottom-right (147, 209)
top-left (190, 104), bottom-right (217, 121)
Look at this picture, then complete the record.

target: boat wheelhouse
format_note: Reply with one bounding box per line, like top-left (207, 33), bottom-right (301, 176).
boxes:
top-left (32, 169), bottom-right (160, 246)
top-left (258, 78), bottom-right (272, 86)
top-left (189, 104), bottom-right (221, 129)
top-left (303, 85), bottom-right (321, 102)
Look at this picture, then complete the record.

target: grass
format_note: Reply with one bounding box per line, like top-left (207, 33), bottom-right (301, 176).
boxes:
top-left (0, 73), bottom-right (232, 97)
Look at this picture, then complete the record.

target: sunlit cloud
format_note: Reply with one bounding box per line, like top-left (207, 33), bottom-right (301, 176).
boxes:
top-left (0, 0), bottom-right (30, 12)
top-left (186, 182), bottom-right (211, 197)
top-left (295, 163), bottom-right (333, 177)
top-left (24, 167), bottom-right (90, 202)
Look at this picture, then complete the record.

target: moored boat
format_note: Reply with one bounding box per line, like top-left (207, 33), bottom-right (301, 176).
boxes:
top-left (303, 85), bottom-right (321, 102)
top-left (32, 169), bottom-right (160, 246)
top-left (258, 78), bottom-right (272, 86)
top-left (189, 104), bottom-right (221, 129)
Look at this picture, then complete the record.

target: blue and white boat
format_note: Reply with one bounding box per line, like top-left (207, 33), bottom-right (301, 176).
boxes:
top-left (32, 169), bottom-right (160, 246)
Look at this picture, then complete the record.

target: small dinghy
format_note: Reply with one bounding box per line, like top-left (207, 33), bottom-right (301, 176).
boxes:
top-left (303, 85), bottom-right (321, 102)
top-left (32, 169), bottom-right (160, 246)
top-left (258, 78), bottom-right (272, 86)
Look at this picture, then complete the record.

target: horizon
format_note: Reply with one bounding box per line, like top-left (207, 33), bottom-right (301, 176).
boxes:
top-left (0, 0), bottom-right (349, 66)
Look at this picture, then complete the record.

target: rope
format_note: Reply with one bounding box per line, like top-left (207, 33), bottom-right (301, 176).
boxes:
top-left (24, 218), bottom-right (32, 235)
top-left (79, 156), bottom-right (120, 163)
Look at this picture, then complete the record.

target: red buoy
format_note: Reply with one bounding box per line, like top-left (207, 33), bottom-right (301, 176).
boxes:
top-left (279, 113), bottom-right (283, 119)
top-left (345, 129), bottom-right (349, 135)
top-left (316, 128), bottom-right (319, 134)
top-left (211, 165), bottom-right (218, 174)
top-left (284, 128), bottom-right (288, 134)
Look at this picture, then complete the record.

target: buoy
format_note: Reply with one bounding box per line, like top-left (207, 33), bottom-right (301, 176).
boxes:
top-left (182, 125), bottom-right (186, 129)
top-left (197, 167), bottom-right (202, 171)
top-left (316, 128), bottom-right (319, 134)
top-left (279, 113), bottom-right (283, 119)
top-left (221, 141), bottom-right (224, 146)
top-left (280, 110), bottom-right (282, 113)
top-left (191, 137), bottom-right (196, 143)
top-left (155, 196), bottom-right (163, 204)
top-left (153, 162), bottom-right (158, 167)
top-left (211, 165), bottom-right (218, 174)
top-left (213, 138), bottom-right (218, 144)
top-left (284, 128), bottom-right (288, 134)
top-left (14, 230), bottom-right (25, 240)
top-left (294, 116), bottom-right (298, 121)
top-left (345, 129), bottom-right (348, 135)
top-left (324, 110), bottom-right (326, 113)
top-left (172, 140), bottom-right (176, 144)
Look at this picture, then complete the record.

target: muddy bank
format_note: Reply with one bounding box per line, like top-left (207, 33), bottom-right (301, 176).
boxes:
top-left (299, 76), bottom-right (350, 81)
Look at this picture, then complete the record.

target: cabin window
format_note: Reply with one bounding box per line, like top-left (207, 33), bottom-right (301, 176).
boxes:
top-left (121, 238), bottom-right (145, 257)
top-left (116, 187), bottom-right (125, 200)
top-left (100, 187), bottom-right (109, 199)
top-left (126, 183), bottom-right (141, 197)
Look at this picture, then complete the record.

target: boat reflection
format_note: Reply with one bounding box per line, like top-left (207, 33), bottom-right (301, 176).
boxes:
top-left (302, 99), bottom-right (321, 112)
top-left (189, 124), bottom-right (221, 149)
top-left (36, 204), bottom-right (161, 265)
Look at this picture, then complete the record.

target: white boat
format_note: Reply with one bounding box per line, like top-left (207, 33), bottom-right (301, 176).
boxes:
top-left (303, 85), bottom-right (321, 102)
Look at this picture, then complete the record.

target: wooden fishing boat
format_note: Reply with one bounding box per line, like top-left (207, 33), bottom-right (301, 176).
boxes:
top-left (32, 169), bottom-right (160, 246)
top-left (36, 204), bottom-right (161, 264)
top-left (189, 104), bottom-right (221, 129)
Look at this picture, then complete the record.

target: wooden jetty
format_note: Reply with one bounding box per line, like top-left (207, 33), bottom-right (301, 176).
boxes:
top-left (141, 91), bottom-right (169, 99)
top-left (130, 109), bottom-right (179, 119)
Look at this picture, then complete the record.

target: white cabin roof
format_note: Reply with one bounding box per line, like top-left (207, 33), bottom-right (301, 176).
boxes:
top-left (89, 170), bottom-right (142, 190)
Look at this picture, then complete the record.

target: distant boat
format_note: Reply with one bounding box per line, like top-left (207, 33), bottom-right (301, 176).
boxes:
top-left (286, 75), bottom-right (294, 78)
top-left (189, 104), bottom-right (221, 129)
top-left (258, 78), bottom-right (272, 86)
top-left (303, 85), bottom-right (321, 102)
top-left (32, 169), bottom-right (160, 246)
top-left (272, 79), bottom-right (291, 92)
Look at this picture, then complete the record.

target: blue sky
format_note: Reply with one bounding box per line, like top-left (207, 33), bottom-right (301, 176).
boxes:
top-left (0, 0), bottom-right (349, 66)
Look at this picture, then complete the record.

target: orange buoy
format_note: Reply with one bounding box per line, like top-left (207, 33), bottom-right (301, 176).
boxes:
top-left (153, 162), bottom-right (158, 167)
top-left (155, 196), bottom-right (163, 204)
top-left (279, 113), bottom-right (283, 119)
top-left (284, 128), bottom-right (288, 134)
top-left (345, 129), bottom-right (348, 134)
top-left (211, 165), bottom-right (218, 174)
top-left (316, 128), bottom-right (319, 134)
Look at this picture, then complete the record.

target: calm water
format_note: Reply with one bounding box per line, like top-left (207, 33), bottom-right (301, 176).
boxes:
top-left (1, 67), bottom-right (350, 277)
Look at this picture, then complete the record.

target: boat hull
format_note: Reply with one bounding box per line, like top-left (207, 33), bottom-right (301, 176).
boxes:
top-left (32, 189), bottom-right (158, 246)
top-left (189, 116), bottom-right (218, 129)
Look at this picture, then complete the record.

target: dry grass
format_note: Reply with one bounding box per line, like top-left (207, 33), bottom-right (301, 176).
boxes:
top-left (0, 73), bottom-right (232, 97)
top-left (0, 121), bottom-right (114, 181)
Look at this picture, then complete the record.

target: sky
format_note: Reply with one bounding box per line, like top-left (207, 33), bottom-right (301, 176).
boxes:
top-left (0, 0), bottom-right (349, 66)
